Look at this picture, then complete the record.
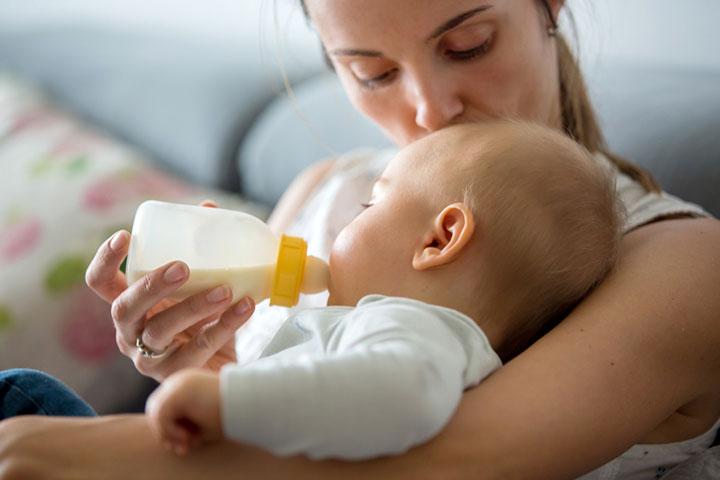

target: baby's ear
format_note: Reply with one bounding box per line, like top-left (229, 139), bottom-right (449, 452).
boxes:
top-left (412, 203), bottom-right (476, 270)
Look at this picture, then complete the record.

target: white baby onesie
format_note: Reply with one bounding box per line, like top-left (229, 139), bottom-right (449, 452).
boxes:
top-left (221, 294), bottom-right (502, 460)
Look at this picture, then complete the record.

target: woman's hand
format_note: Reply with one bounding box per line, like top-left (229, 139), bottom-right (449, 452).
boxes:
top-left (85, 201), bottom-right (256, 382)
top-left (146, 369), bottom-right (223, 456)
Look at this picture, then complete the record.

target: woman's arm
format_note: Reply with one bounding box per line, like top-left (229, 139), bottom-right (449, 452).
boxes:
top-left (0, 415), bottom-right (434, 480)
top-left (2, 218), bottom-right (719, 480)
top-left (434, 217), bottom-right (720, 478)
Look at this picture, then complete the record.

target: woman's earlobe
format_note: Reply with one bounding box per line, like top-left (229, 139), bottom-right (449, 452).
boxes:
top-left (546, 0), bottom-right (565, 17)
top-left (542, 0), bottom-right (562, 35)
top-left (412, 203), bottom-right (476, 271)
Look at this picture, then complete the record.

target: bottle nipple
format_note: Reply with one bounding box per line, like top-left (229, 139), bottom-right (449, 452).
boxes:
top-left (302, 255), bottom-right (330, 294)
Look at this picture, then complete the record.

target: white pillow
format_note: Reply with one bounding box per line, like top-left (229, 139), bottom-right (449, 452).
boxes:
top-left (0, 74), bottom-right (267, 413)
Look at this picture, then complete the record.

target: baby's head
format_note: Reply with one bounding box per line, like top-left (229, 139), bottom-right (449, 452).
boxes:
top-left (328, 121), bottom-right (623, 360)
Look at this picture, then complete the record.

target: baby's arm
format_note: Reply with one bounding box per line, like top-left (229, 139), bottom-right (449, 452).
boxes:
top-left (221, 301), bottom-right (499, 460)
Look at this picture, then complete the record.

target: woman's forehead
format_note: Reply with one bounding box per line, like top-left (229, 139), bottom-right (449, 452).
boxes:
top-left (305, 0), bottom-right (502, 48)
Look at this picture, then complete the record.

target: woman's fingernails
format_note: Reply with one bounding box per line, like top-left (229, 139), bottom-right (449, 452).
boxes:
top-left (206, 286), bottom-right (230, 303)
top-left (109, 231), bottom-right (127, 252)
top-left (234, 298), bottom-right (251, 315)
top-left (164, 263), bottom-right (188, 284)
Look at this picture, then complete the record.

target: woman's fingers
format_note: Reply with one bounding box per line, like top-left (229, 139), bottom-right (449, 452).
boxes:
top-left (200, 199), bottom-right (218, 208)
top-left (85, 230), bottom-right (131, 303)
top-left (111, 261), bottom-right (190, 348)
top-left (139, 285), bottom-right (234, 354)
top-left (164, 298), bottom-right (255, 372)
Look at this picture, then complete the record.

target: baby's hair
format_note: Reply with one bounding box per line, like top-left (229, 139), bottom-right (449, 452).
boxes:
top-left (450, 121), bottom-right (625, 361)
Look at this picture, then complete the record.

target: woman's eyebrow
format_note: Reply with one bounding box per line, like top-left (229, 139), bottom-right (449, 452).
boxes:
top-left (329, 48), bottom-right (383, 58)
top-left (427, 5), bottom-right (494, 41)
top-left (329, 4), bottom-right (494, 58)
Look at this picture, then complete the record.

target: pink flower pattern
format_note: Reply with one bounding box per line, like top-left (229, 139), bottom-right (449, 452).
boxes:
top-left (0, 217), bottom-right (43, 263)
top-left (59, 287), bottom-right (118, 363)
top-left (9, 108), bottom-right (63, 135)
top-left (83, 168), bottom-right (195, 211)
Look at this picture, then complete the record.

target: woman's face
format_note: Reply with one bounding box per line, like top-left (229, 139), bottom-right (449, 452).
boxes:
top-left (305, 0), bottom-right (563, 146)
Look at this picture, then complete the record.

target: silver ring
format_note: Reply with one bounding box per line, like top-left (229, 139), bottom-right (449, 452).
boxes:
top-left (136, 335), bottom-right (168, 359)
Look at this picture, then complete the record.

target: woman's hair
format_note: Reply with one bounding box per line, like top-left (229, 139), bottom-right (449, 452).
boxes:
top-left (296, 0), bottom-right (661, 192)
top-left (551, 18), bottom-right (660, 192)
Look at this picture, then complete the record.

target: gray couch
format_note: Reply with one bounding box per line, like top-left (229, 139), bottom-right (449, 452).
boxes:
top-left (1, 26), bottom-right (718, 217)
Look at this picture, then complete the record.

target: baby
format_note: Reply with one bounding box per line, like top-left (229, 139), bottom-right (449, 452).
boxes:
top-left (145, 120), bottom-right (623, 459)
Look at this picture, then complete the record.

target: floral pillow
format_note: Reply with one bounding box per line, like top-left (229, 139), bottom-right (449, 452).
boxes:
top-left (0, 74), bottom-right (267, 413)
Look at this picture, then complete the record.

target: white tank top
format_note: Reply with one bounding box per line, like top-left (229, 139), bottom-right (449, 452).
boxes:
top-left (235, 148), bottom-right (715, 479)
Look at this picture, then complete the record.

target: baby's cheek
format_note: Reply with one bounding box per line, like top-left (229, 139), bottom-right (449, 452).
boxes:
top-left (327, 229), bottom-right (355, 305)
top-left (328, 223), bottom-right (375, 305)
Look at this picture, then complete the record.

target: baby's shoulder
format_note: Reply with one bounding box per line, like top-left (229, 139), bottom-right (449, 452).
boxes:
top-left (347, 295), bottom-right (484, 341)
top-left (352, 295), bottom-right (450, 320)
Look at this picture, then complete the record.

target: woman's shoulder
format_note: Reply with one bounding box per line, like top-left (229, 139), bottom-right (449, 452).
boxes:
top-left (284, 148), bottom-right (396, 262)
top-left (593, 153), bottom-right (713, 233)
top-left (326, 147), bottom-right (398, 177)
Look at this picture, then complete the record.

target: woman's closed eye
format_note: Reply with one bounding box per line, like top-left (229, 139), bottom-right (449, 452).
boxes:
top-left (353, 39), bottom-right (492, 90)
top-left (355, 69), bottom-right (399, 90)
top-left (360, 203), bottom-right (373, 209)
top-left (446, 39), bottom-right (492, 61)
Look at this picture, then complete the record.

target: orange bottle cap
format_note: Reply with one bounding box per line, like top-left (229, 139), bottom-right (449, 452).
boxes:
top-left (269, 235), bottom-right (307, 307)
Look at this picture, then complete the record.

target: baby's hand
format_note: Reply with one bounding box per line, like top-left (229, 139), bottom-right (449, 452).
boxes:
top-left (145, 368), bottom-right (222, 456)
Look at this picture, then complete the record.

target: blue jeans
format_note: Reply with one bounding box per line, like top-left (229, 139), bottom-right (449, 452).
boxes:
top-left (0, 369), bottom-right (96, 420)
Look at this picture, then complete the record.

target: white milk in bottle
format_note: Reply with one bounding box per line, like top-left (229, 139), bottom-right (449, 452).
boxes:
top-left (125, 201), bottom-right (328, 306)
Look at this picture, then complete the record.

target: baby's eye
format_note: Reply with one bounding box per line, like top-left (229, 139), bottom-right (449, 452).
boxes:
top-left (360, 203), bottom-right (373, 209)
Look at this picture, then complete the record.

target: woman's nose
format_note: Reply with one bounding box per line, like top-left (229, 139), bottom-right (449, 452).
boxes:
top-left (409, 75), bottom-right (464, 133)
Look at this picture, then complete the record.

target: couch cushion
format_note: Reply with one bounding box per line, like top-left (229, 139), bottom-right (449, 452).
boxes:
top-left (0, 26), bottom-right (323, 191)
top-left (587, 62), bottom-right (720, 217)
top-left (238, 64), bottom-right (720, 217)
top-left (238, 74), bottom-right (392, 207)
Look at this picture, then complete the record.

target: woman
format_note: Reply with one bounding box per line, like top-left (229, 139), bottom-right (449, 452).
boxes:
top-left (1, 1), bottom-right (719, 478)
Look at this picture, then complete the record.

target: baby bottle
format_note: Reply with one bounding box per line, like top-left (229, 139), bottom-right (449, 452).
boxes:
top-left (125, 200), bottom-right (329, 307)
